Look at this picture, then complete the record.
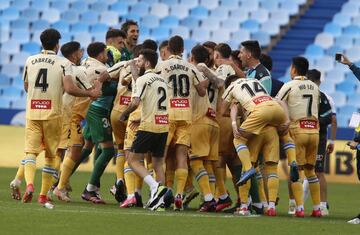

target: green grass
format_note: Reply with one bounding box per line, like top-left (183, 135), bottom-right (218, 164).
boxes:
top-left (0, 167), bottom-right (359, 235)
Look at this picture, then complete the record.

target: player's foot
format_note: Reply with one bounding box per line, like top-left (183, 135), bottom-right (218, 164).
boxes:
top-left (38, 194), bottom-right (51, 204)
top-left (236, 167), bottom-right (256, 186)
top-left (54, 187), bottom-right (71, 202)
top-left (266, 208), bottom-right (276, 216)
top-left (199, 199), bottom-right (216, 212)
top-left (223, 198), bottom-right (240, 213)
top-left (311, 209), bottom-right (322, 217)
top-left (22, 184), bottom-right (34, 203)
top-left (288, 201), bottom-right (296, 215)
top-left (150, 196), bottom-right (165, 211)
top-left (250, 204), bottom-right (264, 215)
top-left (163, 188), bottom-right (174, 208)
top-left (320, 205), bottom-right (329, 216)
top-left (65, 183), bottom-right (73, 192)
top-left (10, 180), bottom-right (21, 200)
top-left (119, 196), bottom-right (137, 208)
top-left (135, 192), bottom-right (143, 207)
top-left (234, 207), bottom-right (251, 216)
top-left (81, 188), bottom-right (105, 204)
top-left (347, 214), bottom-right (360, 224)
top-left (290, 161), bottom-right (299, 182)
top-left (114, 180), bottom-right (127, 203)
top-left (215, 196), bottom-right (232, 212)
top-left (295, 209), bottom-right (305, 218)
top-left (145, 184), bottom-right (167, 209)
top-left (183, 188), bottom-right (199, 209)
top-left (173, 193), bottom-right (184, 211)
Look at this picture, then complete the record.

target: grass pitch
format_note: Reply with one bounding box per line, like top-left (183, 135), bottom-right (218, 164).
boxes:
top-left (0, 167), bottom-right (359, 235)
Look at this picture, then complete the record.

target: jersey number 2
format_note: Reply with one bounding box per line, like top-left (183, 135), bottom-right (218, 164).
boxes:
top-left (35, 68), bottom-right (49, 92)
top-left (157, 87), bottom-right (167, 111)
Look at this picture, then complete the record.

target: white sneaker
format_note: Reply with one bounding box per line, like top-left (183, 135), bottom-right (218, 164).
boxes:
top-left (288, 201), bottom-right (296, 215)
top-left (234, 207), bottom-right (251, 216)
top-left (10, 179), bottom-right (21, 200)
top-left (54, 187), bottom-right (71, 202)
top-left (347, 215), bottom-right (360, 224)
top-left (320, 205), bottom-right (329, 216)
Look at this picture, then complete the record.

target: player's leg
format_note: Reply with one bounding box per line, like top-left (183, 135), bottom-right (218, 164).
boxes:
top-left (10, 159), bottom-right (25, 200)
top-left (315, 134), bottom-right (329, 215)
top-left (214, 156), bottom-right (232, 212)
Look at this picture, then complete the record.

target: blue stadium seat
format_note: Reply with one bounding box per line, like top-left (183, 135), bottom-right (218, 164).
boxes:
top-left (71, 23), bottom-right (90, 33)
top-left (211, 29), bottom-right (231, 42)
top-left (1, 85), bottom-right (23, 97)
top-left (210, 8), bottom-right (229, 21)
top-left (325, 69), bottom-right (345, 83)
top-left (180, 0), bottom-right (198, 8)
top-left (260, 0), bottom-right (280, 11)
top-left (343, 25), bottom-right (360, 37)
top-left (334, 36), bottom-right (354, 50)
top-left (129, 2), bottom-right (150, 16)
top-left (336, 115), bottom-right (349, 127)
top-left (10, 19), bottom-right (30, 31)
top-left (170, 5), bottom-right (189, 19)
top-left (345, 47), bottom-right (360, 62)
top-left (323, 23), bottom-right (342, 37)
top-left (261, 21), bottom-right (280, 35)
top-left (0, 99), bottom-right (11, 109)
top-left (333, 13), bottom-right (352, 27)
top-left (0, 51), bottom-right (10, 64)
top-left (341, 2), bottom-right (359, 17)
top-left (240, 0), bottom-right (259, 11)
top-left (110, 2), bottom-right (129, 15)
top-left (231, 29), bottom-right (251, 42)
top-left (0, 1), bottom-right (10, 10)
top-left (11, 52), bottom-right (30, 66)
top-left (161, 0), bottom-right (178, 5)
top-left (61, 10), bottom-right (80, 24)
top-left (21, 42), bottom-right (41, 54)
top-left (347, 94), bottom-right (360, 108)
top-left (161, 16), bottom-right (180, 28)
top-left (141, 15), bottom-right (160, 29)
top-left (320, 81), bottom-right (335, 94)
top-left (305, 44), bottom-right (324, 59)
top-left (151, 27), bottom-right (170, 41)
top-left (11, 75), bottom-right (24, 89)
top-left (72, 33), bottom-right (92, 47)
top-left (329, 91), bottom-right (346, 106)
top-left (10, 30), bottom-right (30, 44)
top-left (184, 38), bottom-right (197, 52)
top-left (269, 10), bottom-right (289, 25)
top-left (221, 19), bottom-right (240, 31)
top-left (251, 31), bottom-right (270, 47)
top-left (52, 20), bottom-right (70, 33)
top-left (80, 11), bottom-right (100, 25)
top-left (325, 45), bottom-right (343, 57)
top-left (1, 64), bottom-right (21, 78)
top-left (90, 2), bottom-right (109, 13)
top-left (70, 1), bottom-right (89, 13)
top-left (171, 26), bottom-right (190, 39)
top-left (51, 1), bottom-right (69, 11)
top-left (201, 18), bottom-right (220, 31)
top-left (41, 8), bottom-right (60, 23)
top-left (338, 105), bottom-right (357, 117)
top-left (221, 0), bottom-right (240, 8)
top-left (150, 3), bottom-right (169, 18)
top-left (59, 32), bottom-right (73, 45)
top-left (90, 23), bottom-right (109, 34)
top-left (181, 17), bottom-right (200, 29)
top-left (227, 40), bottom-right (240, 50)
top-left (314, 33), bottom-right (334, 49)
top-left (143, 0), bottom-right (158, 4)
top-left (336, 80), bottom-right (356, 96)
top-left (279, 0), bottom-right (299, 15)
top-left (190, 6), bottom-right (208, 20)
top-left (31, 20), bottom-right (50, 33)
top-left (315, 56), bottom-right (334, 72)
top-left (139, 26), bottom-right (151, 38)
top-left (30, 0), bottom-right (50, 11)
top-left (1, 7), bottom-right (20, 20)
top-left (345, 71), bottom-right (360, 83)
top-left (241, 19), bottom-right (260, 33)
top-left (11, 0), bottom-right (30, 11)
top-left (21, 8), bottom-right (40, 21)
top-left (11, 98), bottom-right (26, 109)
top-left (199, 0), bottom-right (218, 10)
top-left (249, 9), bottom-right (269, 24)
top-left (191, 28), bottom-right (210, 42)
top-left (0, 74), bottom-right (11, 87)
top-left (99, 11), bottom-right (119, 26)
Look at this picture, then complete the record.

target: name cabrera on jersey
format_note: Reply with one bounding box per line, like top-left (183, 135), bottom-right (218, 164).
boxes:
top-left (23, 50), bottom-right (72, 120)
top-left (157, 55), bottom-right (205, 122)
top-left (134, 70), bottom-right (169, 133)
top-left (222, 78), bottom-right (272, 115)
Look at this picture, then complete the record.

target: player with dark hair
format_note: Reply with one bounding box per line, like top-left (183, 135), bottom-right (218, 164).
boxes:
top-left (120, 20), bottom-right (139, 60)
top-left (159, 40), bottom-right (171, 61)
top-left (106, 28), bottom-right (127, 66)
top-left (203, 41), bottom-right (217, 69)
top-left (142, 39), bottom-right (158, 52)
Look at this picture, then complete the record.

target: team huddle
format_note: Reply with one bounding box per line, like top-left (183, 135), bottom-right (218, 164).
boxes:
top-left (9, 19), bottom-right (331, 217)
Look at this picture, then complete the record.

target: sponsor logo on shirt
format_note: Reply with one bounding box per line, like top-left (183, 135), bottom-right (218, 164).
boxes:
top-left (252, 95), bottom-right (272, 105)
top-left (206, 107), bottom-right (216, 118)
top-left (120, 96), bottom-right (131, 106)
top-left (170, 98), bottom-right (189, 108)
top-left (31, 100), bottom-right (51, 109)
top-left (299, 120), bottom-right (318, 129)
top-left (155, 115), bottom-right (169, 124)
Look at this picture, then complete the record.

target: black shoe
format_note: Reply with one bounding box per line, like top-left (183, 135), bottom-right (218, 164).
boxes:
top-left (114, 180), bottom-right (127, 203)
top-left (215, 196), bottom-right (232, 212)
top-left (223, 201), bottom-right (240, 214)
top-left (199, 199), bottom-right (216, 212)
top-left (163, 188), bottom-right (174, 208)
top-left (135, 192), bottom-right (143, 208)
top-left (250, 204), bottom-right (264, 215)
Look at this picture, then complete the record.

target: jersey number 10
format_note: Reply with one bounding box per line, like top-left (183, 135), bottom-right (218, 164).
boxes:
top-left (169, 74), bottom-right (190, 97)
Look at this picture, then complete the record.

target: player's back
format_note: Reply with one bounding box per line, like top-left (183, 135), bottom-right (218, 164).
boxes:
top-left (277, 77), bottom-right (319, 123)
top-left (24, 50), bottom-right (71, 120)
top-left (158, 55), bottom-right (203, 121)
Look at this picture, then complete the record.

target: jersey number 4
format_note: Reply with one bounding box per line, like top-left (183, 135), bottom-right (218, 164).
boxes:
top-left (35, 68), bottom-right (49, 92)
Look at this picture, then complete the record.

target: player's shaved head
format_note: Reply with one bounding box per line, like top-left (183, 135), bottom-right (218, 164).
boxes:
top-left (291, 56), bottom-right (309, 76)
top-left (87, 42), bottom-right (107, 58)
top-left (191, 45), bottom-right (209, 64)
top-left (139, 49), bottom-right (158, 69)
top-left (241, 40), bottom-right (261, 60)
top-left (40, 28), bottom-right (61, 50)
top-left (214, 43), bottom-right (232, 59)
top-left (168, 35), bottom-right (184, 55)
top-left (61, 41), bottom-right (81, 58)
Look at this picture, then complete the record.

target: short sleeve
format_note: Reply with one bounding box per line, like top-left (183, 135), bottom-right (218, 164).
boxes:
top-left (74, 66), bottom-right (92, 90)
top-left (275, 83), bottom-right (291, 101)
top-left (61, 59), bottom-right (73, 77)
top-left (133, 76), bottom-right (147, 100)
top-left (23, 58), bottom-right (29, 82)
top-left (191, 65), bottom-right (205, 86)
top-left (108, 61), bottom-right (126, 79)
top-left (222, 84), bottom-right (235, 102)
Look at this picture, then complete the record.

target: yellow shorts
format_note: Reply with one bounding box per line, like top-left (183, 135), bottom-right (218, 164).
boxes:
top-left (124, 122), bottom-right (138, 151)
top-left (241, 102), bottom-right (285, 135)
top-left (58, 122), bottom-right (70, 149)
top-left (166, 120), bottom-right (191, 147)
top-left (218, 116), bottom-right (236, 156)
top-left (110, 109), bottom-right (127, 147)
top-left (189, 118), bottom-right (219, 161)
top-left (290, 128), bottom-right (319, 166)
top-left (25, 117), bottom-right (62, 157)
top-left (247, 126), bottom-right (280, 164)
top-left (69, 113), bottom-right (84, 147)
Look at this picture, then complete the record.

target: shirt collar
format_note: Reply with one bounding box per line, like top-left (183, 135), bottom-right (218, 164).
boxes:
top-left (294, 76), bottom-right (308, 80)
top-left (169, 55), bottom-right (182, 60)
top-left (41, 50), bottom-right (56, 55)
top-left (145, 69), bottom-right (155, 74)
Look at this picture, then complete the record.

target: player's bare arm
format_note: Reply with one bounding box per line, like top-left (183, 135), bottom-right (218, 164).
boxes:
top-left (327, 114), bottom-right (337, 154)
top-left (215, 58), bottom-right (245, 78)
top-left (230, 103), bottom-right (241, 138)
top-left (63, 75), bottom-right (101, 99)
top-left (197, 63), bottom-right (224, 88)
top-left (119, 97), bottom-right (140, 121)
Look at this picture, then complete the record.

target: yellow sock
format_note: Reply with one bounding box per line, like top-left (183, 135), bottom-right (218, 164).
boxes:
top-left (204, 161), bottom-right (215, 195)
top-left (175, 168), bottom-right (188, 195)
top-left (239, 180), bottom-right (251, 204)
top-left (54, 154), bottom-right (62, 172)
top-left (58, 156), bottom-right (76, 190)
top-left (15, 159), bottom-right (25, 181)
top-left (40, 157), bottom-right (55, 196)
top-left (215, 167), bottom-right (227, 198)
top-left (190, 160), bottom-right (212, 197)
top-left (24, 154), bottom-right (37, 186)
top-left (185, 169), bottom-right (194, 191)
top-left (233, 137), bottom-right (252, 171)
top-left (304, 168), bottom-right (320, 206)
top-left (265, 164), bottom-right (279, 203)
top-left (291, 181), bottom-right (304, 207)
top-left (165, 169), bottom-right (175, 188)
top-left (124, 161), bottom-right (136, 195)
top-left (115, 150), bottom-right (125, 180)
top-left (281, 134), bottom-right (296, 164)
top-left (256, 171), bottom-right (267, 204)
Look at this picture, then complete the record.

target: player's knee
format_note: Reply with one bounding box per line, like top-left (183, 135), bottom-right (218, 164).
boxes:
top-left (190, 159), bottom-right (204, 172)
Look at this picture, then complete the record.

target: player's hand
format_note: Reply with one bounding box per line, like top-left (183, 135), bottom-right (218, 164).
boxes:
top-left (98, 71), bottom-right (110, 82)
top-left (196, 63), bottom-right (207, 73)
top-left (347, 141), bottom-right (359, 150)
top-left (129, 120), bottom-right (140, 131)
top-left (89, 80), bottom-right (102, 100)
top-left (119, 114), bottom-right (128, 122)
top-left (326, 143), bottom-right (334, 154)
top-left (340, 54), bottom-right (351, 66)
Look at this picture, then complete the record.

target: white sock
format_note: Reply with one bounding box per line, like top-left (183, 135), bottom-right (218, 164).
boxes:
top-left (127, 194), bottom-right (134, 199)
top-left (268, 202), bottom-right (275, 209)
top-left (86, 184), bottom-right (97, 192)
top-left (320, 201), bottom-right (327, 208)
top-left (143, 175), bottom-right (158, 193)
top-left (252, 202), bottom-right (262, 208)
top-left (116, 179), bottom-right (123, 185)
top-left (296, 205), bottom-right (304, 211)
top-left (219, 193), bottom-right (228, 200)
top-left (262, 201), bottom-right (269, 208)
top-left (313, 204), bottom-right (320, 210)
top-left (204, 193), bottom-right (214, 202)
top-left (289, 199), bottom-right (296, 205)
top-left (12, 179), bottom-right (21, 186)
top-left (303, 178), bottom-right (309, 202)
top-left (241, 203), bottom-right (248, 209)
